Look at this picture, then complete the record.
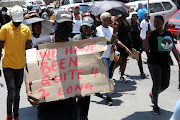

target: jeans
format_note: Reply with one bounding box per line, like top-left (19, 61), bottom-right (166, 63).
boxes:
top-left (148, 64), bottom-right (170, 105)
top-left (170, 99), bottom-right (180, 120)
top-left (3, 68), bottom-right (24, 118)
top-left (101, 57), bottom-right (111, 96)
top-left (101, 57), bottom-right (111, 78)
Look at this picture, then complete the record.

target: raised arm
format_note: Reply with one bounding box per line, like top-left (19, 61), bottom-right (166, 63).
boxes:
top-left (143, 30), bottom-right (151, 52)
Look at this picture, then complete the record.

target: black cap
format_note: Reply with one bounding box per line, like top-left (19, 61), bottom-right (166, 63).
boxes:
top-left (54, 10), bottom-right (73, 23)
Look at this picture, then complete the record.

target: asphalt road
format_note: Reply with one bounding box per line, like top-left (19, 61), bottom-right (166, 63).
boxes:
top-left (0, 52), bottom-right (179, 120)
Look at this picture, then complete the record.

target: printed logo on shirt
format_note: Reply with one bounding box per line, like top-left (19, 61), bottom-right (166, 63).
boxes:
top-left (158, 36), bottom-right (173, 51)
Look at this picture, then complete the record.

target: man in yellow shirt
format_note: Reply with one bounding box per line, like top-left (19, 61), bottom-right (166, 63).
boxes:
top-left (0, 5), bottom-right (32, 120)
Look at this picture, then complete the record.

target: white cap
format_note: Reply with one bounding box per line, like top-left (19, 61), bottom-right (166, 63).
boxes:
top-left (11, 5), bottom-right (23, 22)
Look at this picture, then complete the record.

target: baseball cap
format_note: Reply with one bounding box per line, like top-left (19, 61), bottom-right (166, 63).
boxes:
top-left (81, 16), bottom-right (94, 27)
top-left (11, 5), bottom-right (23, 22)
top-left (73, 6), bottom-right (79, 9)
top-left (54, 10), bottom-right (73, 23)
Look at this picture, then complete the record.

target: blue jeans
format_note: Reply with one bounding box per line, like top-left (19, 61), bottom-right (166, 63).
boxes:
top-left (3, 68), bottom-right (24, 118)
top-left (101, 57), bottom-right (111, 78)
top-left (101, 57), bottom-right (111, 96)
top-left (170, 99), bottom-right (180, 120)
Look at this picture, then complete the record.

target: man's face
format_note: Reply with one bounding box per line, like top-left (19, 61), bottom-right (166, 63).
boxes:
top-left (32, 22), bottom-right (42, 35)
top-left (103, 15), bottom-right (112, 26)
top-left (13, 21), bottom-right (21, 27)
top-left (55, 21), bottom-right (73, 41)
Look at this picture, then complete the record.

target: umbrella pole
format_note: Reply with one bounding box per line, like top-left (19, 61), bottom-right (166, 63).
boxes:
top-left (148, 0), bottom-right (149, 16)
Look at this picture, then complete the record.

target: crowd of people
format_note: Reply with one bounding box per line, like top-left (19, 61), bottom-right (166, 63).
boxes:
top-left (0, 2), bottom-right (180, 120)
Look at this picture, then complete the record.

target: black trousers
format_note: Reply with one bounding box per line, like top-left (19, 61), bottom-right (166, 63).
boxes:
top-left (78, 96), bottom-right (91, 120)
top-left (3, 68), bottom-right (24, 118)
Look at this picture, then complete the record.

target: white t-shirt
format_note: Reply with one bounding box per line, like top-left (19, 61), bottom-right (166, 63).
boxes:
top-left (72, 15), bottom-right (82, 34)
top-left (140, 19), bottom-right (151, 40)
top-left (96, 25), bottom-right (113, 58)
top-left (31, 34), bottom-right (50, 48)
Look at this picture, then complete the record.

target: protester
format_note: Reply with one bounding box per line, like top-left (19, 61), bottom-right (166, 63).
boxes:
top-left (73, 16), bottom-right (96, 120)
top-left (113, 13), bottom-right (132, 82)
top-left (143, 15), bottom-right (179, 115)
top-left (130, 12), bottom-right (148, 78)
top-left (73, 15), bottom-right (118, 118)
top-left (31, 21), bottom-right (51, 48)
top-left (0, 7), bottom-right (11, 28)
top-left (96, 12), bottom-right (119, 106)
top-left (137, 3), bottom-right (147, 23)
top-left (140, 12), bottom-right (151, 42)
top-left (25, 10), bottom-right (79, 120)
top-left (72, 6), bottom-right (82, 36)
top-left (0, 5), bottom-right (32, 120)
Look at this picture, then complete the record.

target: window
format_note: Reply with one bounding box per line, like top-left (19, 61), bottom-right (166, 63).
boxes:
top-left (173, 11), bottom-right (180, 20)
top-left (149, 3), bottom-right (164, 13)
top-left (135, 4), bottom-right (147, 12)
top-left (162, 2), bottom-right (173, 11)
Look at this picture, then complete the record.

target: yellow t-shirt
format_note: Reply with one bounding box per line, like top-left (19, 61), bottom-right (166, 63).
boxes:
top-left (0, 21), bottom-right (31, 69)
top-left (50, 14), bottom-right (55, 21)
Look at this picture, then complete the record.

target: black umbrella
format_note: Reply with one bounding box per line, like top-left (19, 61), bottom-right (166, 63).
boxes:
top-left (87, 1), bottom-right (129, 16)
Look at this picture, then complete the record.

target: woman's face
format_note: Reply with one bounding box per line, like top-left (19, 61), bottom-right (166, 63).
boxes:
top-left (32, 22), bottom-right (42, 35)
top-left (81, 25), bottom-right (93, 36)
top-left (74, 7), bottom-right (79, 14)
top-left (154, 18), bottom-right (164, 30)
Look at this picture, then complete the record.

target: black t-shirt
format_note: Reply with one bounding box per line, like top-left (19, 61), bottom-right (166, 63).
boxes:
top-left (148, 30), bottom-right (174, 65)
top-left (130, 22), bottom-right (141, 50)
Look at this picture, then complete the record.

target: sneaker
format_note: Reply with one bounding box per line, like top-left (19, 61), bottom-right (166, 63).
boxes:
top-left (149, 92), bottom-right (153, 104)
top-left (106, 97), bottom-right (113, 106)
top-left (119, 76), bottom-right (127, 82)
top-left (141, 73), bottom-right (149, 78)
top-left (6, 114), bottom-right (12, 120)
top-left (153, 105), bottom-right (160, 115)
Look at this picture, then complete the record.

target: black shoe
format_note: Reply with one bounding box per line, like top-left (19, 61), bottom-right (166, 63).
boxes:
top-left (153, 105), bottom-right (160, 115)
top-left (141, 73), bottom-right (149, 78)
top-left (106, 97), bottom-right (113, 106)
top-left (95, 93), bottom-right (103, 98)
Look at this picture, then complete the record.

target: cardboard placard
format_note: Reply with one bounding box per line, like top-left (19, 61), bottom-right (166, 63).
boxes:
top-left (26, 37), bottom-right (114, 103)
